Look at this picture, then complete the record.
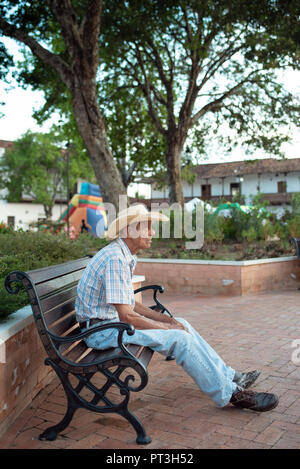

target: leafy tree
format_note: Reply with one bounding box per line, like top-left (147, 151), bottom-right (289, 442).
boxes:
top-left (11, 23), bottom-right (167, 191)
top-left (97, 77), bottom-right (166, 188)
top-left (100, 0), bottom-right (300, 204)
top-left (1, 1), bottom-right (300, 208)
top-left (0, 129), bottom-right (91, 219)
top-left (0, 0), bottom-right (126, 209)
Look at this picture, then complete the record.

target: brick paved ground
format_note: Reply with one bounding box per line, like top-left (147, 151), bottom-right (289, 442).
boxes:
top-left (0, 289), bottom-right (299, 449)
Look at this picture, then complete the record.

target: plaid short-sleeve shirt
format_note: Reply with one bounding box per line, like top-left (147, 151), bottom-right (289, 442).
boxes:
top-left (75, 238), bottom-right (137, 322)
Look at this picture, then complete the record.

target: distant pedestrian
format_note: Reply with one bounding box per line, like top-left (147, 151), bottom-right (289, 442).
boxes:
top-left (80, 219), bottom-right (89, 234)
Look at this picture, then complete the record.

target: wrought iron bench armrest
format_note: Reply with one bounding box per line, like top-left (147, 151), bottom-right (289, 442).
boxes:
top-left (134, 284), bottom-right (173, 318)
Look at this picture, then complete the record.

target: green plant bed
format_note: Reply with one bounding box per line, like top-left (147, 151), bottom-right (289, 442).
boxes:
top-left (1, 229), bottom-right (297, 322)
top-left (0, 231), bottom-right (108, 322)
top-left (139, 238), bottom-right (296, 261)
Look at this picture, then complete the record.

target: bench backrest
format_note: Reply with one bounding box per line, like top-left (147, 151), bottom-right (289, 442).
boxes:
top-left (5, 257), bottom-right (92, 363)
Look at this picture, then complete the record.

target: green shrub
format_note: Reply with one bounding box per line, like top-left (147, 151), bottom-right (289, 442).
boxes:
top-left (0, 221), bottom-right (14, 234)
top-left (204, 213), bottom-right (224, 244)
top-left (241, 227), bottom-right (257, 243)
top-left (287, 215), bottom-right (300, 238)
top-left (291, 193), bottom-right (300, 215)
top-left (0, 231), bottom-right (108, 322)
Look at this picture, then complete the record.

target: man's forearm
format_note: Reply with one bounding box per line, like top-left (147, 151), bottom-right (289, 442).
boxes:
top-left (134, 301), bottom-right (190, 334)
top-left (134, 300), bottom-right (170, 323)
top-left (114, 303), bottom-right (189, 333)
top-left (114, 303), bottom-right (170, 330)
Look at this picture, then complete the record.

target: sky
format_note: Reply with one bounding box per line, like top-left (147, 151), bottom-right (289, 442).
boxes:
top-left (1, 36), bottom-right (300, 198)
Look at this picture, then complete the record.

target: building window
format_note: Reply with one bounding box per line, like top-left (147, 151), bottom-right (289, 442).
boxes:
top-left (277, 181), bottom-right (287, 193)
top-left (201, 184), bottom-right (211, 200)
top-left (230, 183), bottom-right (240, 196)
top-left (7, 216), bottom-right (15, 228)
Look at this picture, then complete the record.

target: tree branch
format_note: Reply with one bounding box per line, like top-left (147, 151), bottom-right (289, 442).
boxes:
top-left (197, 43), bottom-right (245, 92)
top-left (190, 71), bottom-right (259, 126)
top-left (47, 0), bottom-right (83, 58)
top-left (134, 47), bottom-right (167, 136)
top-left (0, 16), bottom-right (73, 87)
top-left (145, 39), bottom-right (171, 89)
top-left (118, 158), bottom-right (137, 187)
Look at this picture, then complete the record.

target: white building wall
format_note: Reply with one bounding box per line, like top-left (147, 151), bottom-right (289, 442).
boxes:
top-left (182, 181), bottom-right (193, 197)
top-left (0, 200), bottom-right (67, 231)
top-left (286, 172), bottom-right (300, 192)
top-left (211, 178), bottom-right (223, 196)
top-left (0, 142), bottom-right (68, 230)
top-left (260, 173), bottom-right (280, 193)
top-left (150, 170), bottom-right (300, 202)
top-left (258, 171), bottom-right (300, 193)
top-left (241, 174), bottom-right (259, 202)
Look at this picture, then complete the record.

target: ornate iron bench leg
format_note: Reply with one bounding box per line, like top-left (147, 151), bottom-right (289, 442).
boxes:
top-left (119, 408), bottom-right (152, 445)
top-left (39, 358), bottom-right (78, 441)
top-left (39, 402), bottom-right (76, 441)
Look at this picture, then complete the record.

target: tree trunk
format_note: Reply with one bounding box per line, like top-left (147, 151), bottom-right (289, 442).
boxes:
top-left (70, 76), bottom-right (126, 212)
top-left (0, 2), bottom-right (127, 214)
top-left (165, 134), bottom-right (185, 206)
top-left (44, 204), bottom-right (53, 220)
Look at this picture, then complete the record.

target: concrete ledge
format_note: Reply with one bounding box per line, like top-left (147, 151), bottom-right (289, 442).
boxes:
top-left (137, 256), bottom-right (297, 265)
top-left (0, 306), bottom-right (53, 439)
top-left (135, 257), bottom-right (300, 296)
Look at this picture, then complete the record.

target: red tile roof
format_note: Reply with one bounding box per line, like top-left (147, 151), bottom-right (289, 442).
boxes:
top-left (0, 139), bottom-right (14, 149)
top-left (194, 158), bottom-right (300, 178)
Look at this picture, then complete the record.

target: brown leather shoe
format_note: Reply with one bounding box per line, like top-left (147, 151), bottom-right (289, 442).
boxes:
top-left (230, 388), bottom-right (279, 412)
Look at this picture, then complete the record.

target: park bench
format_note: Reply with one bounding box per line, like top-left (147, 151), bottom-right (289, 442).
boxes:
top-left (4, 256), bottom-right (173, 445)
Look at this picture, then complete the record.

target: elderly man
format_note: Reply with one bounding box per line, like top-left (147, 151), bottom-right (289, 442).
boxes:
top-left (75, 204), bottom-right (278, 412)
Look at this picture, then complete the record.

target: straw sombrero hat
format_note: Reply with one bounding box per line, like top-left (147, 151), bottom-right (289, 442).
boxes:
top-left (107, 204), bottom-right (169, 240)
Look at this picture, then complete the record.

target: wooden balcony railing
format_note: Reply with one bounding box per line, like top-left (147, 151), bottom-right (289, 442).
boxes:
top-left (131, 192), bottom-right (296, 207)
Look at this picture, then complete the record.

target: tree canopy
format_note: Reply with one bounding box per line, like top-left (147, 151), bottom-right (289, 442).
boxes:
top-left (1, 1), bottom-right (300, 206)
top-left (0, 0), bottom-right (126, 210)
top-left (100, 0), bottom-right (300, 203)
top-left (0, 129), bottom-right (93, 218)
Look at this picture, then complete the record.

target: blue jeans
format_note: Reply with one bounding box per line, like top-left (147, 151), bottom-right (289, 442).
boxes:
top-left (83, 317), bottom-right (237, 408)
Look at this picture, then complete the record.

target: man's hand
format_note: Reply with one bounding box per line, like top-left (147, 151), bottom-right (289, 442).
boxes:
top-left (113, 303), bottom-right (189, 333)
top-left (164, 316), bottom-right (190, 333)
top-left (134, 300), bottom-right (190, 333)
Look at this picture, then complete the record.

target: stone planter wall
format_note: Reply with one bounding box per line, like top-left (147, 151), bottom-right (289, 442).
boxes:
top-left (135, 257), bottom-right (300, 296)
top-left (0, 275), bottom-right (145, 438)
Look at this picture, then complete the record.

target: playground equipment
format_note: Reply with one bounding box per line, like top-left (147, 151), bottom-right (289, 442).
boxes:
top-left (58, 182), bottom-right (107, 237)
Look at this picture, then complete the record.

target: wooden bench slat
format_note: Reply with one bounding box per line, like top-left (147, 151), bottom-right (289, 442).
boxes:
top-left (48, 312), bottom-right (78, 336)
top-left (60, 341), bottom-right (88, 363)
top-left (137, 347), bottom-right (154, 369)
top-left (60, 341), bottom-right (145, 367)
top-left (26, 257), bottom-right (90, 284)
top-left (40, 285), bottom-right (78, 315)
top-left (43, 299), bottom-right (76, 327)
top-left (35, 271), bottom-right (83, 298)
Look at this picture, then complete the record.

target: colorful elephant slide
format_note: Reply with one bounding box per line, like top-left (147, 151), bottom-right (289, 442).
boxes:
top-left (58, 182), bottom-right (107, 237)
